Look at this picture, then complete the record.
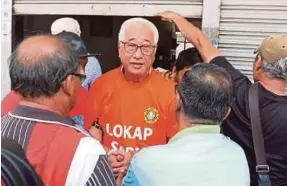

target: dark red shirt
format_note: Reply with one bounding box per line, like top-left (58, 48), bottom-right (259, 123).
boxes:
top-left (1, 87), bottom-right (89, 128)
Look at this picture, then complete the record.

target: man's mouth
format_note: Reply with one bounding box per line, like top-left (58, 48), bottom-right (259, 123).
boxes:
top-left (130, 63), bottom-right (144, 69)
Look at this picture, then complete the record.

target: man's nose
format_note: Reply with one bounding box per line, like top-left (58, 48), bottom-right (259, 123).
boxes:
top-left (133, 47), bottom-right (143, 59)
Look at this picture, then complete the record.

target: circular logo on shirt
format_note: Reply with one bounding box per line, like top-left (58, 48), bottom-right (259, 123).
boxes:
top-left (144, 107), bottom-right (159, 124)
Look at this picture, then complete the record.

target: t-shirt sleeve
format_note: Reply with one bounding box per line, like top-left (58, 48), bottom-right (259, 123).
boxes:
top-left (166, 97), bottom-right (179, 139)
top-left (210, 56), bottom-right (252, 124)
top-left (83, 80), bottom-right (103, 130)
top-left (65, 137), bottom-right (116, 186)
top-left (210, 56), bottom-right (251, 94)
top-left (210, 56), bottom-right (248, 84)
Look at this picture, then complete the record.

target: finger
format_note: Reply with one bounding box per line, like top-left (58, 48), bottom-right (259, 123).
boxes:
top-left (113, 165), bottom-right (128, 174)
top-left (116, 170), bottom-right (126, 186)
top-left (160, 17), bottom-right (170, 21)
top-left (108, 150), bottom-right (121, 156)
top-left (154, 12), bottom-right (163, 17)
top-left (116, 155), bottom-right (124, 161)
top-left (112, 167), bottom-right (124, 174)
top-left (111, 160), bottom-right (127, 168)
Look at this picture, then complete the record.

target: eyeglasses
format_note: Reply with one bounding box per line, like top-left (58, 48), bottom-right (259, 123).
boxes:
top-left (70, 73), bottom-right (86, 82)
top-left (120, 41), bottom-right (156, 56)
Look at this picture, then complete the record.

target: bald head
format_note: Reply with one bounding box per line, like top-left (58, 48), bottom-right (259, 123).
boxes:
top-left (10, 34), bottom-right (79, 98)
top-left (17, 35), bottom-right (65, 66)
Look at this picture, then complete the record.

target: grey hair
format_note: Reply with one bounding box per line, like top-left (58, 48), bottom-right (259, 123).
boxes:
top-left (263, 57), bottom-right (287, 81)
top-left (118, 18), bottom-right (159, 44)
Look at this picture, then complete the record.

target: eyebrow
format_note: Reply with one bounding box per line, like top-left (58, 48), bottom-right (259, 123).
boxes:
top-left (127, 38), bottom-right (152, 44)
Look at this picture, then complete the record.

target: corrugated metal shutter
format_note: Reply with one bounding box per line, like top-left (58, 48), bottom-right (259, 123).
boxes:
top-left (14, 0), bottom-right (202, 3)
top-left (219, 0), bottom-right (287, 87)
top-left (13, 0), bottom-right (203, 17)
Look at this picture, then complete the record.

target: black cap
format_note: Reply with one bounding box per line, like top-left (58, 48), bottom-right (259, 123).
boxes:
top-left (55, 31), bottom-right (101, 58)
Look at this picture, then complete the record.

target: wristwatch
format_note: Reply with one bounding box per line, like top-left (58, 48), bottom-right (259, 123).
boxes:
top-left (92, 121), bottom-right (102, 130)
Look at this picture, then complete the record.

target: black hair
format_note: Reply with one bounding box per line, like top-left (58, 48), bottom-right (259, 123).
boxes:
top-left (174, 47), bottom-right (203, 71)
top-left (178, 63), bottom-right (233, 122)
top-left (9, 35), bottom-right (80, 98)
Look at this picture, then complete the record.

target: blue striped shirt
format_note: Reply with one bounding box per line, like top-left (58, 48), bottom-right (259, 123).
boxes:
top-left (82, 56), bottom-right (102, 90)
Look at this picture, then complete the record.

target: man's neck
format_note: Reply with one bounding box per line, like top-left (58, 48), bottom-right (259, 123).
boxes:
top-left (20, 97), bottom-right (70, 117)
top-left (259, 79), bottom-right (286, 96)
top-left (178, 113), bottom-right (198, 130)
top-left (178, 112), bottom-right (218, 130)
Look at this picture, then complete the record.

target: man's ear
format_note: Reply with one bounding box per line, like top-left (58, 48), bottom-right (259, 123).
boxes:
top-left (175, 92), bottom-right (183, 112)
top-left (223, 107), bottom-right (231, 120)
top-left (61, 75), bottom-right (74, 97)
top-left (254, 54), bottom-right (263, 72)
top-left (172, 66), bottom-right (177, 74)
top-left (118, 43), bottom-right (123, 58)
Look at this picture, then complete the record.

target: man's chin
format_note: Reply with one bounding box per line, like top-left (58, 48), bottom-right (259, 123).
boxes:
top-left (128, 66), bottom-right (145, 74)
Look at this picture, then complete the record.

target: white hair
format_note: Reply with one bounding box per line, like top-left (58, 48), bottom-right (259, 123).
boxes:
top-left (118, 18), bottom-right (159, 44)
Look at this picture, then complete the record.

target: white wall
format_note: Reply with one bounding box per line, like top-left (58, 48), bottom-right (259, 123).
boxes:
top-left (1, 0), bottom-right (12, 100)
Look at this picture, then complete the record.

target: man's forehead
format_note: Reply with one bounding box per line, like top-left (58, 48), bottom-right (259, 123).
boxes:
top-left (125, 27), bottom-right (154, 43)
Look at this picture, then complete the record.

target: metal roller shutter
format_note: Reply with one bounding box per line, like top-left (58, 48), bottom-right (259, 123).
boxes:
top-left (219, 0), bottom-right (287, 89)
top-left (13, 0), bottom-right (203, 17)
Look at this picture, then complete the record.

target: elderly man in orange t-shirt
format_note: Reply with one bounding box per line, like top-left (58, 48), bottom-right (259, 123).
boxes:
top-left (83, 18), bottom-right (179, 177)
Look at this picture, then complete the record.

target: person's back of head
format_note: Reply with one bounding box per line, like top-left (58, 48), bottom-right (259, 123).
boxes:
top-left (51, 17), bottom-right (81, 36)
top-left (173, 47), bottom-right (203, 82)
top-left (9, 35), bottom-right (82, 111)
top-left (177, 63), bottom-right (233, 123)
top-left (253, 34), bottom-right (287, 94)
top-left (175, 47), bottom-right (203, 71)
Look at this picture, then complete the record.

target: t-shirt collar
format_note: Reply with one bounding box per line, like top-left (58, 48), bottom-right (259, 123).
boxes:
top-left (169, 125), bottom-right (220, 143)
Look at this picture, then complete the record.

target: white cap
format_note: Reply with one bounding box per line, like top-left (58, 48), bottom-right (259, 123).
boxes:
top-left (51, 17), bottom-right (81, 36)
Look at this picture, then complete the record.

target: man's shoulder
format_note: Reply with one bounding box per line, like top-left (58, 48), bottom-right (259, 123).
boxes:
top-left (1, 91), bottom-right (21, 117)
top-left (209, 55), bottom-right (229, 64)
top-left (89, 67), bottom-right (120, 93)
top-left (132, 144), bottom-right (170, 167)
top-left (151, 70), bottom-right (176, 86)
top-left (95, 67), bottom-right (120, 83)
top-left (148, 70), bottom-right (176, 98)
top-left (46, 125), bottom-right (106, 155)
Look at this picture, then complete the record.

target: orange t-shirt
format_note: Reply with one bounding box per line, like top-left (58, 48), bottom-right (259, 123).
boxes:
top-left (86, 67), bottom-right (179, 152)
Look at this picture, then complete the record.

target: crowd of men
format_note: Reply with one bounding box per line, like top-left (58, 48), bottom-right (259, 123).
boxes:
top-left (1, 10), bottom-right (287, 186)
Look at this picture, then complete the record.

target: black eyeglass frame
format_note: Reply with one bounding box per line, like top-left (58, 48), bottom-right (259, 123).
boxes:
top-left (119, 41), bottom-right (156, 56)
top-left (70, 73), bottom-right (86, 82)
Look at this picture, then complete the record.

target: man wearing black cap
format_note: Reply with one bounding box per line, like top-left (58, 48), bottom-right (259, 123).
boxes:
top-left (56, 31), bottom-right (101, 72)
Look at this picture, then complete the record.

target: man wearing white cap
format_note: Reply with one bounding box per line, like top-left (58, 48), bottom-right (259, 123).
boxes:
top-left (51, 17), bottom-right (102, 90)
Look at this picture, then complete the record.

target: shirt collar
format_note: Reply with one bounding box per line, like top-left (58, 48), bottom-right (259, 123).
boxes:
top-left (169, 125), bottom-right (220, 143)
top-left (11, 105), bottom-right (75, 126)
